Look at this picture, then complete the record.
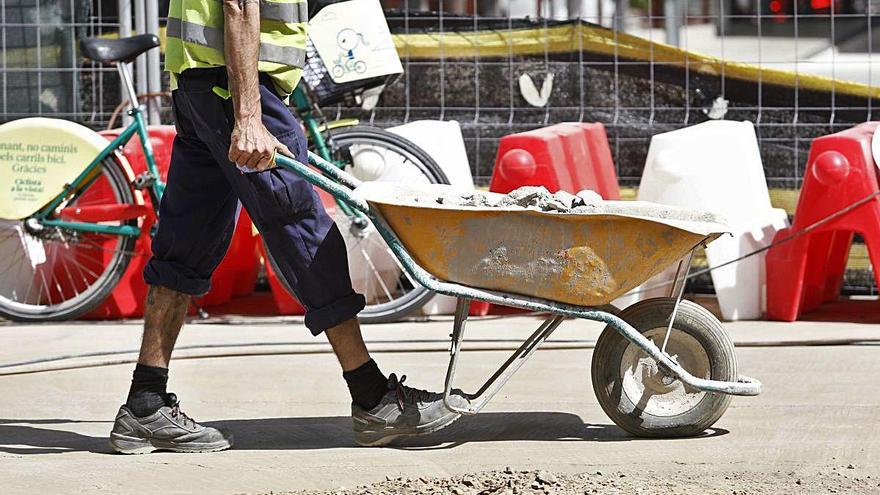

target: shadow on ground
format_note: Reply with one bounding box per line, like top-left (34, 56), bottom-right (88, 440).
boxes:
top-left (0, 412), bottom-right (728, 454)
top-left (0, 419), bottom-right (112, 454)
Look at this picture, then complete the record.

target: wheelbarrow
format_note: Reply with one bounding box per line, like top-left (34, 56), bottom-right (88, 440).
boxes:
top-left (277, 152), bottom-right (762, 438)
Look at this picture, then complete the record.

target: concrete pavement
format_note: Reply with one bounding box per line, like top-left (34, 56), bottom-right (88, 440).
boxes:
top-left (1, 316), bottom-right (879, 494)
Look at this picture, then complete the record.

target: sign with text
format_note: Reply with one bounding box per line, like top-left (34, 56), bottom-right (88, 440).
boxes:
top-left (0, 118), bottom-right (111, 219)
top-left (309, 0), bottom-right (403, 84)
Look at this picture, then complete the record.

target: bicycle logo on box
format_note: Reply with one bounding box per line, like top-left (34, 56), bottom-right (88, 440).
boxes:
top-left (332, 28), bottom-right (369, 79)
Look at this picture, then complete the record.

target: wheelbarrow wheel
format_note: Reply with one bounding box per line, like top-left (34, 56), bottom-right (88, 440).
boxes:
top-left (591, 297), bottom-right (736, 438)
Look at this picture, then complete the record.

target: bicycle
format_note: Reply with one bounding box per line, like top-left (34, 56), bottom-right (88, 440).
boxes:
top-left (0, 34), bottom-right (447, 322)
top-left (331, 57), bottom-right (367, 79)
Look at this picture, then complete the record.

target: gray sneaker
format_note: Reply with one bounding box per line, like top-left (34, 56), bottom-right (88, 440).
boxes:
top-left (352, 373), bottom-right (469, 446)
top-left (109, 393), bottom-right (233, 454)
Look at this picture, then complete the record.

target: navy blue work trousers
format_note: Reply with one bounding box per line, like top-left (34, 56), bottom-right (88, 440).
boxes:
top-left (143, 68), bottom-right (365, 334)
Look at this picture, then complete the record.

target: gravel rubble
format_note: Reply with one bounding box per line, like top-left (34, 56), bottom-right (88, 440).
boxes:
top-left (281, 466), bottom-right (880, 495)
top-left (434, 186), bottom-right (602, 213)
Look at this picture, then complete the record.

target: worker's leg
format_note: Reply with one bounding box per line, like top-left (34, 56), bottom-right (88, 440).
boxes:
top-left (179, 69), bottom-right (468, 445)
top-left (324, 318), bottom-right (370, 371)
top-left (175, 72), bottom-right (384, 403)
top-left (109, 89), bottom-right (237, 454)
top-left (129, 105), bottom-right (240, 414)
top-left (135, 286), bottom-right (190, 369)
top-left (174, 72), bottom-right (366, 340)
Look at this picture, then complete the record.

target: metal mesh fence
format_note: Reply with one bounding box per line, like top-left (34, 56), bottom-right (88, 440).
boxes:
top-left (0, 1), bottom-right (120, 125)
top-left (0, 0), bottom-right (877, 293)
top-left (352, 1), bottom-right (880, 189)
top-left (0, 1), bottom-right (172, 128)
top-left (354, 0), bottom-right (879, 294)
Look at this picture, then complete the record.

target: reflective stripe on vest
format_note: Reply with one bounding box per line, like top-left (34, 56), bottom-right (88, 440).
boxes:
top-left (260, 1), bottom-right (309, 23)
top-left (166, 17), bottom-right (307, 67)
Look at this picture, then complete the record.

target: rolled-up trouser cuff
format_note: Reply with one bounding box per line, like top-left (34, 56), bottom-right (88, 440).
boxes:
top-left (143, 258), bottom-right (212, 296)
top-left (304, 292), bottom-right (367, 335)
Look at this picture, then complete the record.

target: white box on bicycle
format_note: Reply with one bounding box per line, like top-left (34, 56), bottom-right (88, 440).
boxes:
top-left (308, 0), bottom-right (403, 85)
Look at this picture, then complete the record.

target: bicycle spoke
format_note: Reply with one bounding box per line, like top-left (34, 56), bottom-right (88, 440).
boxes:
top-left (364, 232), bottom-right (408, 294)
top-left (359, 246), bottom-right (394, 303)
top-left (22, 265), bottom-right (37, 306)
top-left (336, 213), bottom-right (416, 308)
top-left (0, 248), bottom-right (27, 279)
top-left (357, 231), bottom-right (410, 288)
top-left (59, 252), bottom-right (82, 299)
top-left (60, 244), bottom-right (89, 294)
top-left (38, 269), bottom-right (53, 307)
top-left (378, 243), bottom-right (416, 291)
top-left (65, 252), bottom-right (94, 295)
top-left (51, 232), bottom-right (81, 298)
top-left (360, 246), bottom-right (371, 302)
top-left (5, 252), bottom-right (29, 303)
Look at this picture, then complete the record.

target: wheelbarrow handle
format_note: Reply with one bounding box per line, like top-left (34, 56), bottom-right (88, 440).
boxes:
top-left (306, 151), bottom-right (363, 190)
top-left (275, 152), bottom-right (370, 214)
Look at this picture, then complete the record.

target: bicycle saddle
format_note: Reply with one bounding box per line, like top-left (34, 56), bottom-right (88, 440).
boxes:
top-left (80, 34), bottom-right (160, 64)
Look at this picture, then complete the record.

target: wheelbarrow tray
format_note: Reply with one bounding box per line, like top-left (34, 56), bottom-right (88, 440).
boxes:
top-left (355, 182), bottom-right (728, 307)
top-left (274, 153), bottom-right (760, 423)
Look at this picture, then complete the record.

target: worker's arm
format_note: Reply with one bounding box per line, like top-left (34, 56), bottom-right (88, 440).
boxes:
top-left (222, 0), bottom-right (291, 171)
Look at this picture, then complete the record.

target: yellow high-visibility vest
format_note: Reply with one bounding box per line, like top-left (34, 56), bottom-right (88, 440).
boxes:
top-left (165, 0), bottom-right (308, 96)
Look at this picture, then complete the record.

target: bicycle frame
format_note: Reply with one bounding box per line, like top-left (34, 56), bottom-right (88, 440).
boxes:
top-left (33, 64), bottom-right (164, 238)
top-left (34, 79), bottom-right (353, 238)
top-left (291, 85), bottom-right (362, 219)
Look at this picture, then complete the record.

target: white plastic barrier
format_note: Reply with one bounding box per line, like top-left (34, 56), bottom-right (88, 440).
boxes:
top-left (345, 140), bottom-right (430, 303)
top-left (387, 120), bottom-right (477, 316)
top-left (615, 120), bottom-right (789, 320)
top-left (388, 120), bottom-right (475, 189)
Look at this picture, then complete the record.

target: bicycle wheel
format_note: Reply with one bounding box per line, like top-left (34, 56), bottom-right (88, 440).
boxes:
top-left (267, 125), bottom-right (448, 324)
top-left (0, 157), bottom-right (137, 321)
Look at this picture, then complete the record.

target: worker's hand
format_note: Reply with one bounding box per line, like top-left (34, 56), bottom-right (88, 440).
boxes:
top-left (229, 116), bottom-right (294, 172)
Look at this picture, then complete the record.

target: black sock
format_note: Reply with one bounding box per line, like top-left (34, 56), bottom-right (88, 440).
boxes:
top-left (125, 364), bottom-right (169, 417)
top-left (343, 359), bottom-right (388, 411)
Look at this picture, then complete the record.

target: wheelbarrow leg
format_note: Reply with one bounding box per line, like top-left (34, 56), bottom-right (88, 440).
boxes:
top-left (443, 297), bottom-right (565, 415)
top-left (661, 247), bottom-right (696, 353)
top-left (442, 297), bottom-right (471, 413)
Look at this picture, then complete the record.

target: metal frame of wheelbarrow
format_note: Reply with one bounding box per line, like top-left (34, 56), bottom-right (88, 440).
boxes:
top-left (277, 152), bottom-right (762, 416)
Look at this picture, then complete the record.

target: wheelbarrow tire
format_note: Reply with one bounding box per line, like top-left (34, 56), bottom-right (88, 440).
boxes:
top-left (591, 297), bottom-right (736, 438)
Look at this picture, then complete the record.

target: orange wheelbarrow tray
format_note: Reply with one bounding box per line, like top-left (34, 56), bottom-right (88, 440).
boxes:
top-left (277, 152), bottom-right (761, 437)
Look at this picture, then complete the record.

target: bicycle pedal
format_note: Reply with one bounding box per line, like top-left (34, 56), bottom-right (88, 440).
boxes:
top-left (132, 172), bottom-right (156, 190)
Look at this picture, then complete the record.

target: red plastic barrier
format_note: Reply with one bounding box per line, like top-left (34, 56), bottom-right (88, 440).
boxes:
top-left (580, 123), bottom-right (620, 200)
top-left (257, 190), bottom-right (346, 316)
top-left (485, 123), bottom-right (620, 314)
top-left (106, 125), bottom-right (176, 184)
top-left (196, 209), bottom-right (261, 308)
top-left (766, 122), bottom-right (880, 321)
top-left (82, 128), bottom-right (168, 319)
top-left (489, 122), bottom-right (620, 199)
top-left (260, 240), bottom-right (306, 315)
top-left (83, 126), bottom-right (260, 318)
